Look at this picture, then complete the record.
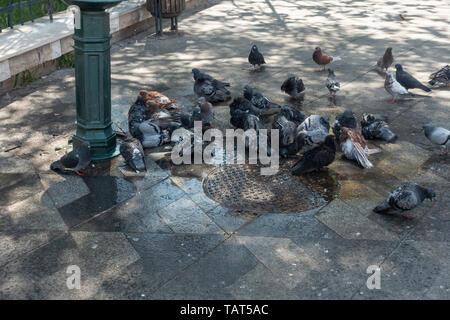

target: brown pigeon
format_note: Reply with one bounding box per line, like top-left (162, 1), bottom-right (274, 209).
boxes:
top-left (339, 127), bottom-right (373, 168)
top-left (312, 47), bottom-right (341, 72)
top-left (139, 90), bottom-right (178, 119)
top-left (376, 47), bottom-right (394, 75)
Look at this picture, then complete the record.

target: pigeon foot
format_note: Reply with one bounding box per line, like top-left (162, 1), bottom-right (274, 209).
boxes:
top-left (76, 170), bottom-right (85, 176)
top-left (403, 215), bottom-right (414, 220)
top-left (388, 98), bottom-right (395, 103)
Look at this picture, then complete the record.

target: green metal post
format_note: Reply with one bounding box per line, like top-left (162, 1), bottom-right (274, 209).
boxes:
top-left (67, 0), bottom-right (122, 160)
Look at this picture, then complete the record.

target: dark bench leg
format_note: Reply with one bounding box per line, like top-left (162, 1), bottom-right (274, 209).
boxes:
top-left (154, 0), bottom-right (163, 35)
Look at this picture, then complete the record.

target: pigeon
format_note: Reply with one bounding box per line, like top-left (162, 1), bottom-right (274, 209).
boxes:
top-left (139, 90), bottom-right (178, 119)
top-left (291, 135), bottom-right (336, 175)
top-left (230, 108), bottom-right (264, 131)
top-left (279, 105), bottom-right (307, 126)
top-left (423, 124), bottom-right (450, 155)
top-left (376, 47), bottom-right (394, 74)
top-left (229, 97), bottom-right (263, 116)
top-left (50, 141), bottom-right (91, 176)
top-left (248, 44), bottom-right (266, 70)
top-left (395, 64), bottom-right (431, 92)
top-left (243, 85), bottom-right (280, 110)
top-left (281, 76), bottom-right (305, 99)
top-left (339, 127), bottom-right (373, 168)
top-left (326, 68), bottom-right (340, 97)
top-left (198, 97), bottom-right (214, 128)
top-left (373, 182), bottom-right (436, 218)
top-left (384, 70), bottom-right (410, 103)
top-left (272, 114), bottom-right (299, 158)
top-left (361, 113), bottom-right (397, 143)
top-left (429, 65), bottom-right (450, 87)
top-left (296, 115), bottom-right (331, 150)
top-left (312, 47), bottom-right (341, 72)
top-left (120, 134), bottom-right (146, 173)
top-left (333, 109), bottom-right (358, 138)
top-left (138, 118), bottom-right (179, 148)
top-left (180, 106), bottom-right (202, 129)
top-left (128, 96), bottom-right (147, 141)
top-left (192, 68), bottom-right (231, 103)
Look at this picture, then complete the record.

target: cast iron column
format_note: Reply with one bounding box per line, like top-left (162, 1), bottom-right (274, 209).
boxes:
top-left (65, 0), bottom-right (122, 160)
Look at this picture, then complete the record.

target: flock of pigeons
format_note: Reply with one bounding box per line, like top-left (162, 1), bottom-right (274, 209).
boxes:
top-left (50, 45), bottom-right (450, 219)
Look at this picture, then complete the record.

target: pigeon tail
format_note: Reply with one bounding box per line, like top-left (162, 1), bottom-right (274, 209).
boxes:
top-left (353, 144), bottom-right (373, 168)
top-left (380, 128), bottom-right (397, 143)
top-left (50, 160), bottom-right (64, 172)
top-left (331, 56), bottom-right (342, 63)
top-left (373, 201), bottom-right (391, 213)
top-left (419, 84), bottom-right (432, 92)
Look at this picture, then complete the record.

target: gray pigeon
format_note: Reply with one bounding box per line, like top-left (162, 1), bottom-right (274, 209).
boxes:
top-left (384, 70), bottom-right (410, 103)
top-left (281, 76), bottom-right (305, 99)
top-left (326, 69), bottom-right (340, 97)
top-left (138, 119), bottom-right (172, 148)
top-left (192, 68), bottom-right (231, 103)
top-left (180, 106), bottom-right (202, 129)
top-left (291, 135), bottom-right (336, 175)
top-left (243, 85), bottom-right (280, 110)
top-left (120, 135), bottom-right (146, 173)
top-left (429, 65), bottom-right (450, 87)
top-left (333, 109), bottom-right (358, 138)
top-left (296, 115), bottom-right (330, 150)
top-left (373, 182), bottom-right (436, 219)
top-left (50, 141), bottom-right (91, 176)
top-left (395, 64), bottom-right (431, 92)
top-left (279, 105), bottom-right (307, 126)
top-left (423, 124), bottom-right (450, 155)
top-left (361, 113), bottom-right (397, 143)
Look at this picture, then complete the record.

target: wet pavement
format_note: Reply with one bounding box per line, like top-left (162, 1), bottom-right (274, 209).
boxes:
top-left (0, 0), bottom-right (449, 299)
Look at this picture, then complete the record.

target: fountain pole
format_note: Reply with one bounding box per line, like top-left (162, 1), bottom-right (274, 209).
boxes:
top-left (64, 0), bottom-right (122, 160)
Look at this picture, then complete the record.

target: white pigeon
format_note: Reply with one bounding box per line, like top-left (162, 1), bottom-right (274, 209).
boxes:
top-left (326, 68), bottom-right (340, 96)
top-left (423, 124), bottom-right (450, 155)
top-left (384, 70), bottom-right (409, 103)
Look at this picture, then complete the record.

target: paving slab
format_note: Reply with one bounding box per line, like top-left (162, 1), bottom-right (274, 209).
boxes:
top-left (150, 237), bottom-right (259, 299)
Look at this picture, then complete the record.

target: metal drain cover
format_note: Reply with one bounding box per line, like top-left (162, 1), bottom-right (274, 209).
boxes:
top-left (203, 163), bottom-right (338, 214)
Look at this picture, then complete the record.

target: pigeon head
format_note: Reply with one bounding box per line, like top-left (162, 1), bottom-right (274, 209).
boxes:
top-left (395, 64), bottom-right (403, 71)
top-left (243, 85), bottom-right (253, 100)
top-left (424, 188), bottom-right (436, 200)
top-left (385, 70), bottom-right (394, 81)
top-left (417, 185), bottom-right (436, 201)
top-left (422, 124), bottom-right (434, 136)
top-left (251, 45), bottom-right (258, 52)
top-left (315, 47), bottom-right (321, 52)
top-left (342, 109), bottom-right (354, 119)
top-left (386, 47), bottom-right (392, 53)
top-left (77, 141), bottom-right (91, 158)
top-left (192, 68), bottom-right (201, 80)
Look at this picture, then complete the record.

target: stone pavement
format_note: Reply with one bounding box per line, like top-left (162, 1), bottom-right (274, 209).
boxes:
top-left (0, 0), bottom-right (449, 299)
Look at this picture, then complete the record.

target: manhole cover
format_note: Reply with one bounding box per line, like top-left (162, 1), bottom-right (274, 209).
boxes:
top-left (203, 162), bottom-right (339, 214)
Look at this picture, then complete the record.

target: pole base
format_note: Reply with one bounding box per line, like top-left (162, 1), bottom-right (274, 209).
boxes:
top-left (91, 143), bottom-right (121, 161)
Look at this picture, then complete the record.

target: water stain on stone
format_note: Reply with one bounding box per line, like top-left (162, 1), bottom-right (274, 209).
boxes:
top-left (58, 176), bottom-right (136, 228)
